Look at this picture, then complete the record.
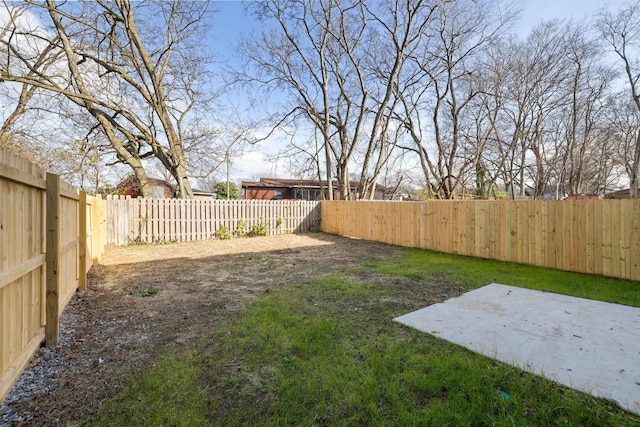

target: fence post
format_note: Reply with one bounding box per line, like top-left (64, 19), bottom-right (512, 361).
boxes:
top-left (79, 191), bottom-right (87, 291)
top-left (91, 196), bottom-right (106, 264)
top-left (45, 173), bottom-right (60, 347)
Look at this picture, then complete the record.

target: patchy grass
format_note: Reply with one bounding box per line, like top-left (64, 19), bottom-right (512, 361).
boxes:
top-left (87, 351), bottom-right (208, 426)
top-left (83, 247), bottom-right (640, 426)
top-left (128, 287), bottom-right (159, 297)
top-left (367, 248), bottom-right (640, 307)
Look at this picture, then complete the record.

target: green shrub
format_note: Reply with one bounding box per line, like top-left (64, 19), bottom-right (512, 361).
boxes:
top-left (248, 222), bottom-right (268, 237)
top-left (126, 235), bottom-right (148, 246)
top-left (235, 220), bottom-right (247, 237)
top-left (216, 225), bottom-right (231, 240)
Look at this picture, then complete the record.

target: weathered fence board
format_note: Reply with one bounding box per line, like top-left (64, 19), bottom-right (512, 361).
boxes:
top-left (105, 197), bottom-right (321, 245)
top-left (321, 200), bottom-right (640, 282)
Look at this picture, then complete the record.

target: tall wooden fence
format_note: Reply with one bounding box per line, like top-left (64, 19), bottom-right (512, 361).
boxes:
top-left (106, 196), bottom-right (321, 245)
top-left (321, 200), bottom-right (640, 282)
top-left (4, 171), bottom-right (639, 404)
top-left (0, 147), bottom-right (106, 403)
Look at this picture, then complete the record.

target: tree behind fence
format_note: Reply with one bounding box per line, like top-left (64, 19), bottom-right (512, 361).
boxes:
top-left (105, 196), bottom-right (321, 246)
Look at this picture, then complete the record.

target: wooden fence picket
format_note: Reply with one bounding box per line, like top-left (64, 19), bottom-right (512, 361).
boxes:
top-left (104, 198), bottom-right (321, 245)
top-left (1, 148), bottom-right (106, 403)
top-left (321, 199), bottom-right (640, 282)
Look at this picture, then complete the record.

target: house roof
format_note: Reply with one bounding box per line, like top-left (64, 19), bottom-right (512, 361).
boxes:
top-left (607, 188), bottom-right (634, 199)
top-left (192, 188), bottom-right (214, 195)
top-left (115, 176), bottom-right (214, 197)
top-left (115, 176), bottom-right (176, 192)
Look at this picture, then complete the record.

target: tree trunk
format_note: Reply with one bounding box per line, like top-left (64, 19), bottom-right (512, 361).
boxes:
top-left (631, 131), bottom-right (640, 198)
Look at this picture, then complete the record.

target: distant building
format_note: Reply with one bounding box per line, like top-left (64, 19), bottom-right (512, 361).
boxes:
top-left (114, 175), bottom-right (213, 199)
top-left (609, 189), bottom-right (630, 199)
top-left (566, 194), bottom-right (603, 200)
top-left (241, 177), bottom-right (386, 200)
top-left (192, 189), bottom-right (215, 200)
top-left (606, 188), bottom-right (637, 199)
top-left (115, 176), bottom-right (175, 198)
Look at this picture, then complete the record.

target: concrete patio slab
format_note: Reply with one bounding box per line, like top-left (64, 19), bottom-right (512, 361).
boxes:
top-left (393, 284), bottom-right (640, 415)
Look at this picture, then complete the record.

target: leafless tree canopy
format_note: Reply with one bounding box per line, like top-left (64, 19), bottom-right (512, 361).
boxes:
top-left (241, 0), bottom-right (463, 199)
top-left (599, 0), bottom-right (640, 198)
top-left (1, 0), bottom-right (639, 199)
top-left (241, 0), bottom-right (640, 199)
top-left (0, 0), bottom-right (215, 198)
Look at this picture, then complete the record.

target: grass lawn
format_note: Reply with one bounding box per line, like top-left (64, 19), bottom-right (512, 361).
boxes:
top-left (370, 248), bottom-right (640, 307)
top-left (85, 247), bottom-right (640, 426)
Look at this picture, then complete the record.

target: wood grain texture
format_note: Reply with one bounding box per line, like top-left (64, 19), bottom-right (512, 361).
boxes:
top-left (321, 199), bottom-right (640, 282)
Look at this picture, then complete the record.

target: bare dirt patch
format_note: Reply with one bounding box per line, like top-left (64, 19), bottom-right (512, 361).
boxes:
top-left (1, 233), bottom-right (440, 426)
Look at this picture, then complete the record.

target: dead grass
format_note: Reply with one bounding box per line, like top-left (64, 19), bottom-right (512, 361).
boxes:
top-left (1, 234), bottom-right (408, 426)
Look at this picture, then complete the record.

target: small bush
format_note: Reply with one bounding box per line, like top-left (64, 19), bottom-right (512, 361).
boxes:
top-left (216, 225), bottom-right (231, 240)
top-left (249, 222), bottom-right (268, 237)
top-left (235, 220), bottom-right (247, 237)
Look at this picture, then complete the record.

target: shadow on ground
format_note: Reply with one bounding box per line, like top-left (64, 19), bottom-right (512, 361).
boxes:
top-left (3, 233), bottom-right (454, 426)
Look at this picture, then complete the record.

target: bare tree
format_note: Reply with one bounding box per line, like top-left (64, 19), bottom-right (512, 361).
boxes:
top-left (599, 0), bottom-right (640, 198)
top-left (473, 21), bottom-right (575, 199)
top-left (447, 18), bottom-right (619, 200)
top-left (0, 4), bottom-right (63, 150)
top-left (241, 0), bottom-right (443, 200)
top-left (397, 0), bottom-right (517, 198)
top-left (604, 94), bottom-right (640, 194)
top-left (555, 25), bottom-right (616, 196)
top-left (0, 0), bottom-right (214, 198)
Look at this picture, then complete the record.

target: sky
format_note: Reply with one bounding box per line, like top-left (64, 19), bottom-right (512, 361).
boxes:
top-left (0, 0), bottom-right (620, 190)
top-left (518, 0), bottom-right (611, 33)
top-left (206, 0), bottom-right (617, 184)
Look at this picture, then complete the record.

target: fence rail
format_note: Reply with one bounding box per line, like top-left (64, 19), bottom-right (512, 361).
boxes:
top-left (4, 148), bottom-right (640, 405)
top-left (0, 148), bottom-right (46, 405)
top-left (0, 147), bottom-right (106, 403)
top-left (321, 200), bottom-right (640, 282)
top-left (105, 196), bottom-right (320, 245)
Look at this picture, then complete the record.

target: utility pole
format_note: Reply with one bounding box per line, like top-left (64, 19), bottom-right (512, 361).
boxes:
top-left (226, 150), bottom-right (230, 200)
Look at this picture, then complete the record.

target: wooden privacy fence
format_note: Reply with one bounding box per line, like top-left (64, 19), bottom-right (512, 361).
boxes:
top-left (106, 196), bottom-right (321, 245)
top-left (0, 147), bottom-right (106, 403)
top-left (321, 200), bottom-right (640, 282)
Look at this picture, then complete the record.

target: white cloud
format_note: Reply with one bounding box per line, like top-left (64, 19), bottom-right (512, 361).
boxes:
top-left (231, 151), bottom-right (277, 181)
top-left (228, 123), bottom-right (313, 181)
